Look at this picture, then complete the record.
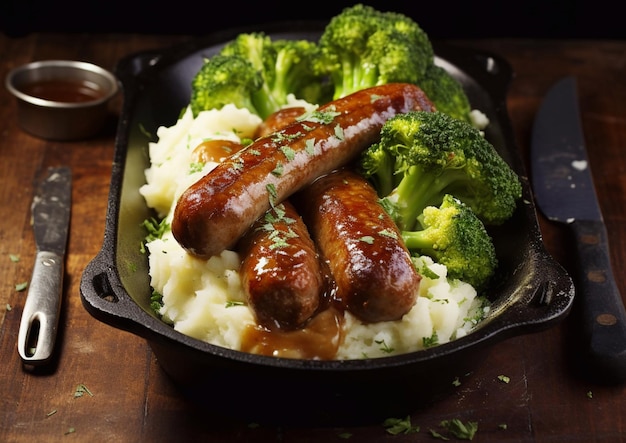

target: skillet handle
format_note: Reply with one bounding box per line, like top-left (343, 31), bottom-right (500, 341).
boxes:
top-left (79, 251), bottom-right (152, 336)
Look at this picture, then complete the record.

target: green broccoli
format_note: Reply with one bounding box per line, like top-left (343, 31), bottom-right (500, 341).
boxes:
top-left (218, 32), bottom-right (276, 117)
top-left (360, 110), bottom-right (522, 229)
top-left (315, 4), bottom-right (434, 100)
top-left (189, 54), bottom-right (263, 117)
top-left (419, 64), bottom-right (472, 123)
top-left (220, 31), bottom-right (272, 69)
top-left (216, 32), bottom-right (328, 118)
top-left (269, 38), bottom-right (333, 107)
top-left (402, 194), bottom-right (497, 290)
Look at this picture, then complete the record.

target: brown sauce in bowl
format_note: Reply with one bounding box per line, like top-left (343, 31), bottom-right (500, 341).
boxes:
top-left (21, 79), bottom-right (105, 103)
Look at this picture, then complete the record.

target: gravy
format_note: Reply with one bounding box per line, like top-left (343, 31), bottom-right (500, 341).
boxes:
top-left (21, 79), bottom-right (105, 103)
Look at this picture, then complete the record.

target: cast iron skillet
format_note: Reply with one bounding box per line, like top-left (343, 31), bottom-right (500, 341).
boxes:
top-left (80, 22), bottom-right (575, 426)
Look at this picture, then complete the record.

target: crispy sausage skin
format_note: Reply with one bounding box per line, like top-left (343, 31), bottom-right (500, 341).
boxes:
top-left (172, 83), bottom-right (434, 258)
top-left (297, 169), bottom-right (421, 323)
top-left (237, 200), bottom-right (328, 331)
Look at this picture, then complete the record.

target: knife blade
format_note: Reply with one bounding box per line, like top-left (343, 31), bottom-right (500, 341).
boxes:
top-left (17, 166), bottom-right (72, 366)
top-left (531, 76), bottom-right (626, 383)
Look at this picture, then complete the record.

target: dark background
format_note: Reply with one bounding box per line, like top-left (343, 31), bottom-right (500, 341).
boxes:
top-left (1, 0), bottom-right (623, 39)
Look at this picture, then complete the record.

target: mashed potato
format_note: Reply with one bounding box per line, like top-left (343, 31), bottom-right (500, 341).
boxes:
top-left (140, 103), bottom-right (488, 359)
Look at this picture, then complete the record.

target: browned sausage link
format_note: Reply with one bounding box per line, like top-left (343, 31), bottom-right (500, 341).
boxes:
top-left (237, 200), bottom-right (328, 331)
top-left (254, 106), bottom-right (307, 139)
top-left (172, 83), bottom-right (434, 258)
top-left (297, 169), bottom-right (421, 323)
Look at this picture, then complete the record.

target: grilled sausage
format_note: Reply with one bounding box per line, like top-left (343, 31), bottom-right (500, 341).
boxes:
top-left (244, 108), bottom-right (331, 330)
top-left (172, 83), bottom-right (434, 258)
top-left (254, 106), bottom-right (307, 139)
top-left (238, 200), bottom-right (329, 331)
top-left (297, 169), bottom-right (421, 323)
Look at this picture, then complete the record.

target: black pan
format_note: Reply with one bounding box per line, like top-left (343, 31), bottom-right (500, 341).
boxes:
top-left (80, 22), bottom-right (574, 426)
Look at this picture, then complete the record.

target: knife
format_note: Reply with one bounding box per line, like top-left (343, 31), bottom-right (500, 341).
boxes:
top-left (17, 166), bottom-right (72, 366)
top-left (531, 76), bottom-right (626, 383)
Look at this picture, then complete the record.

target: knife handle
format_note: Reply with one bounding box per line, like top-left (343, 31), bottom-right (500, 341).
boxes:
top-left (17, 250), bottom-right (64, 366)
top-left (571, 219), bottom-right (626, 383)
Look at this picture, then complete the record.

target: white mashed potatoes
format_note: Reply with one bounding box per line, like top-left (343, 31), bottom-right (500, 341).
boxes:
top-left (140, 102), bottom-right (488, 359)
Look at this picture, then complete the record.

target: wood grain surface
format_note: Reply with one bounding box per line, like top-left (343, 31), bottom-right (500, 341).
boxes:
top-left (1, 33), bottom-right (625, 442)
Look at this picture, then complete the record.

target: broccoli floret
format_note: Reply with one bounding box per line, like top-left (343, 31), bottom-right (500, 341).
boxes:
top-left (402, 194), bottom-right (498, 290)
top-left (220, 31), bottom-right (271, 64)
top-left (190, 33), bottom-right (329, 119)
top-left (218, 32), bottom-right (328, 118)
top-left (360, 110), bottom-right (522, 229)
top-left (419, 64), bottom-right (472, 123)
top-left (315, 4), bottom-right (434, 100)
top-left (219, 32), bottom-right (274, 109)
top-left (270, 38), bottom-right (332, 107)
top-left (190, 54), bottom-right (263, 117)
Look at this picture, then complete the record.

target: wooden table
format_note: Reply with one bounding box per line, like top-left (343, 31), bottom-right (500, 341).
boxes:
top-left (1, 33), bottom-right (625, 442)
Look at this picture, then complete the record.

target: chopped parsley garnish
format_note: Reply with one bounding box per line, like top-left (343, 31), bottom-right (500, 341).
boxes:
top-left (410, 257), bottom-right (440, 280)
top-left (438, 419), bottom-right (478, 440)
top-left (271, 162), bottom-right (284, 177)
top-left (298, 106), bottom-right (341, 124)
top-left (305, 138), bottom-right (315, 155)
top-left (259, 204), bottom-right (299, 250)
top-left (267, 227), bottom-right (298, 250)
top-left (334, 124), bottom-right (344, 140)
top-left (378, 228), bottom-right (398, 239)
top-left (141, 217), bottom-right (170, 252)
top-left (189, 161), bottom-right (204, 174)
top-left (138, 123), bottom-right (152, 139)
top-left (280, 145), bottom-right (296, 160)
top-left (73, 383), bottom-right (93, 398)
top-left (231, 157), bottom-right (245, 171)
top-left (264, 204), bottom-right (286, 222)
top-left (266, 183), bottom-right (278, 207)
top-left (463, 298), bottom-right (489, 324)
top-left (375, 339), bottom-right (394, 354)
top-left (272, 131), bottom-right (302, 143)
top-left (150, 290), bottom-right (164, 313)
top-left (15, 282), bottom-right (27, 292)
top-left (429, 429), bottom-right (448, 440)
top-left (423, 331), bottom-right (439, 348)
top-left (383, 416), bottom-right (420, 435)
